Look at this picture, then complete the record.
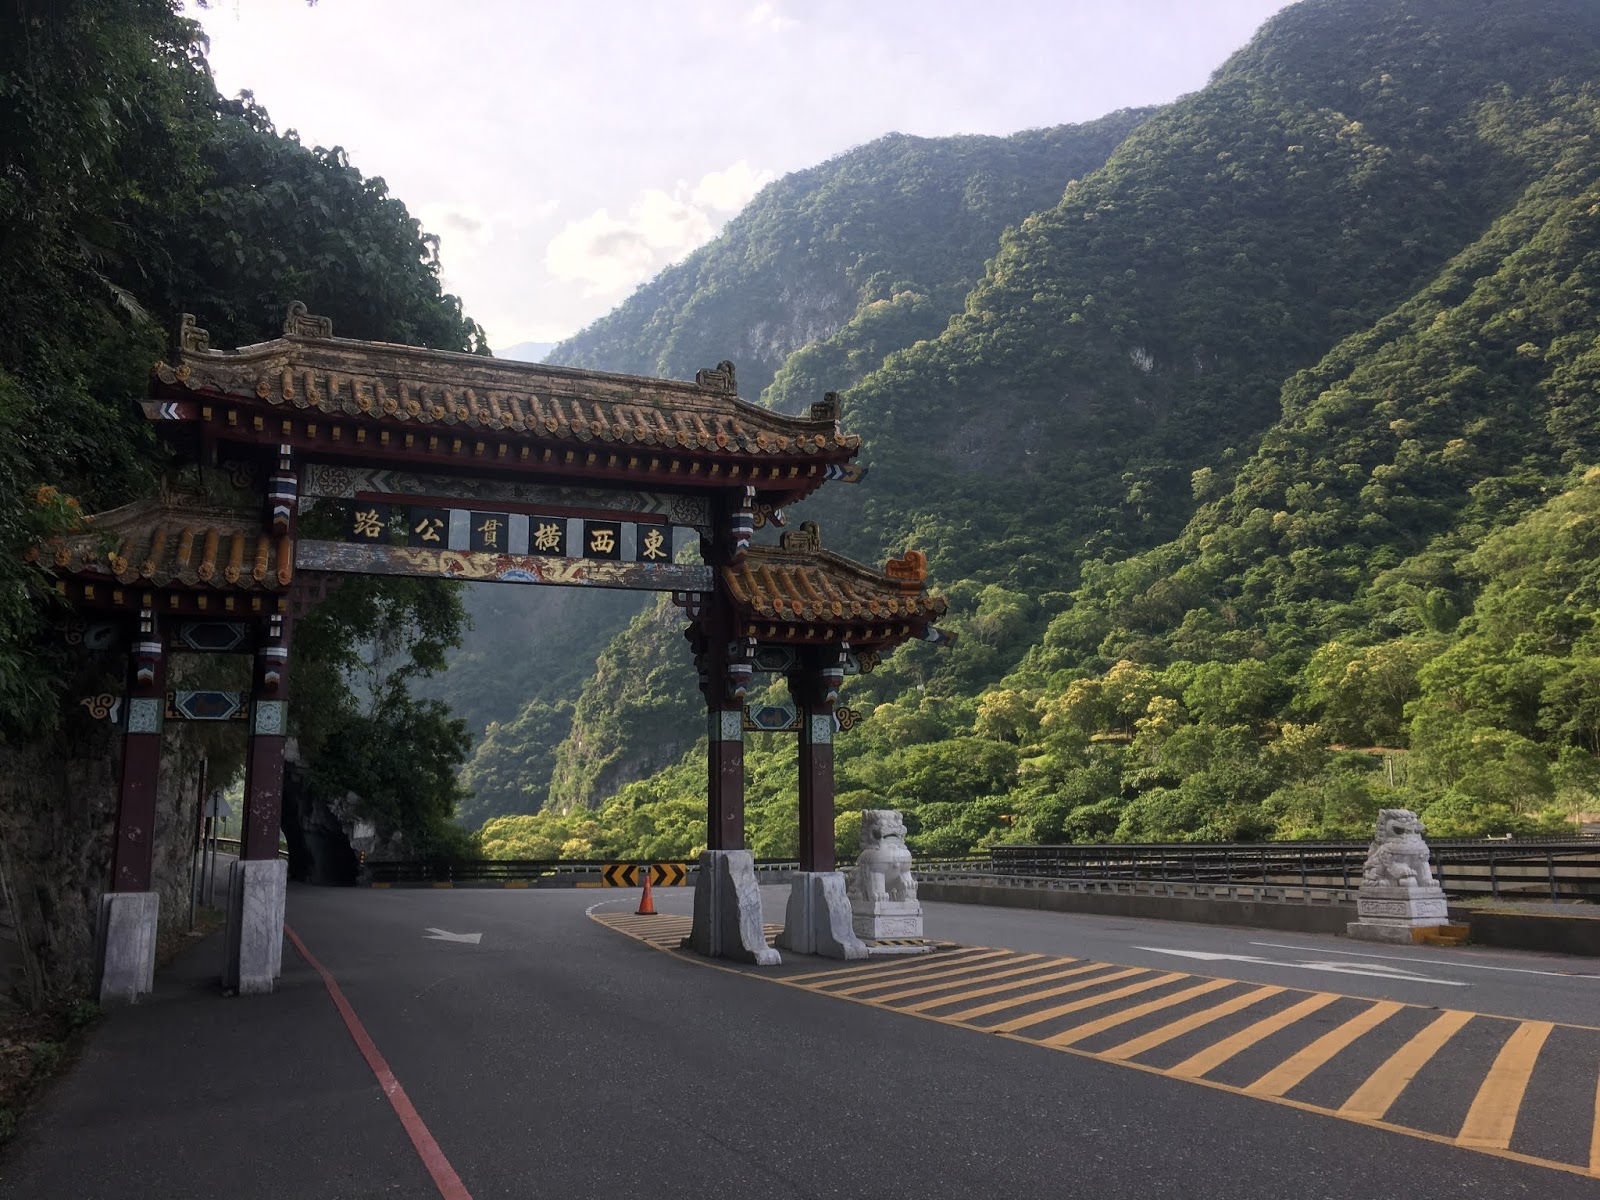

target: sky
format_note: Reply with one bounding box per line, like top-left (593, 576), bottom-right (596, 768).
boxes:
top-left (192, 0), bottom-right (1293, 351)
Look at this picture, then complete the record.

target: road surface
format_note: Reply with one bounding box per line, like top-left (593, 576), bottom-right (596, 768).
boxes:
top-left (2, 884), bottom-right (1595, 1199)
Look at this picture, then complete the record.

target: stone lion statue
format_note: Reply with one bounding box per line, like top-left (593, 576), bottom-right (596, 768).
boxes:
top-left (1361, 808), bottom-right (1436, 889)
top-left (846, 809), bottom-right (918, 903)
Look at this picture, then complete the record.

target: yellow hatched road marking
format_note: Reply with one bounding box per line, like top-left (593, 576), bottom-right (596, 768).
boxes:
top-left (1246, 1000), bottom-right (1404, 1098)
top-left (1168, 992), bottom-right (1341, 1079)
top-left (1457, 1021), bottom-right (1554, 1150)
top-left (1099, 984), bottom-right (1284, 1062)
top-left (990, 972), bottom-right (1190, 1035)
top-left (903, 961), bottom-right (1114, 1014)
top-left (1590, 1069), bottom-right (1600, 1175)
top-left (1338, 1009), bottom-right (1475, 1119)
top-left (792, 948), bottom-right (1009, 987)
top-left (587, 914), bottom-right (1600, 1181)
top-left (1041, 978), bottom-right (1235, 1048)
top-left (863, 955), bottom-right (1053, 1003)
top-left (831, 954), bottom-right (1047, 999)
top-left (944, 967), bottom-right (1148, 1023)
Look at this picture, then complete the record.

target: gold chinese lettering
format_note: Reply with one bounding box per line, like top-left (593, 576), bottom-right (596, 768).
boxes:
top-left (532, 522), bottom-right (563, 553)
top-left (640, 527), bottom-right (667, 561)
top-left (352, 508), bottom-right (383, 539)
top-left (414, 517), bottom-right (444, 543)
top-left (476, 517), bottom-right (502, 548)
top-left (588, 527), bottom-right (616, 555)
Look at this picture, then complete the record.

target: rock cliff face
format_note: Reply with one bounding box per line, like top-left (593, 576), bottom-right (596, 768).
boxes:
top-left (0, 649), bottom-right (219, 1009)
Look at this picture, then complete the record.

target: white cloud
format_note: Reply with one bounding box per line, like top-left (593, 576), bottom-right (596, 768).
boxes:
top-left (747, 1), bottom-right (797, 35)
top-left (544, 162), bottom-right (773, 297)
top-left (693, 160), bottom-right (776, 211)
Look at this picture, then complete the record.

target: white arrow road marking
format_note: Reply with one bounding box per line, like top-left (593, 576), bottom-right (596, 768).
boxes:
top-left (1247, 941), bottom-right (1600, 979)
top-left (1131, 946), bottom-right (1470, 986)
top-left (422, 928), bottom-right (482, 944)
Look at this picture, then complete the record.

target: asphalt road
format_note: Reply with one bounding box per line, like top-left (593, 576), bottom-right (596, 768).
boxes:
top-left (2, 884), bottom-right (1596, 1200)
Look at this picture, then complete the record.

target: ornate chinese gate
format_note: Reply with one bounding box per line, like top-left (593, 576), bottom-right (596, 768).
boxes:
top-left (46, 304), bottom-right (947, 998)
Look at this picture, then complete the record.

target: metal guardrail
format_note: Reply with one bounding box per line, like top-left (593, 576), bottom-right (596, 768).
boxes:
top-left (986, 841), bottom-right (1600, 901)
top-left (206, 837), bottom-right (288, 862)
top-left (364, 842), bottom-right (1597, 902)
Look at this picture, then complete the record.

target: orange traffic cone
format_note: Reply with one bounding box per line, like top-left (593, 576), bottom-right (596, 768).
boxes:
top-left (636, 868), bottom-right (657, 915)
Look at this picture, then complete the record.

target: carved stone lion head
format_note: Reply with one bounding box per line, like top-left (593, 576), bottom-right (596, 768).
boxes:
top-left (1375, 808), bottom-right (1425, 842)
top-left (859, 809), bottom-right (908, 848)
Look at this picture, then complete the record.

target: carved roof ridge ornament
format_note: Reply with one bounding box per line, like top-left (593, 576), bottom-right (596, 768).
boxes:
top-left (283, 300), bottom-right (334, 340)
top-left (178, 313), bottom-right (210, 355)
top-left (694, 360), bottom-right (736, 396)
top-left (778, 520), bottom-right (822, 553)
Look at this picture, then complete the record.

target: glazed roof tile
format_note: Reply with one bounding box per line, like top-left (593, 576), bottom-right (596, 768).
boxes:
top-left (722, 524), bottom-right (947, 632)
top-left (153, 306), bottom-right (859, 464)
top-left (41, 497), bottom-right (290, 592)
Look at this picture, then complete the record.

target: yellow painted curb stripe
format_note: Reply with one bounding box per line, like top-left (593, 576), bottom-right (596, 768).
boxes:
top-left (1042, 977), bottom-right (1235, 1049)
top-left (1168, 992), bottom-right (1341, 1080)
top-left (792, 948), bottom-right (1006, 987)
top-left (1457, 1021), bottom-right (1554, 1150)
top-left (1338, 1009), bottom-right (1475, 1120)
top-left (504, 881), bottom-right (530, 888)
top-left (828, 952), bottom-right (1038, 998)
top-left (860, 955), bottom-right (1052, 1004)
top-left (1247, 1000), bottom-right (1404, 1098)
top-left (944, 966), bottom-right (1147, 1023)
top-left (903, 960), bottom-right (1111, 1014)
top-left (575, 881), bottom-right (602, 888)
top-left (1098, 983), bottom-right (1284, 1062)
top-left (369, 882), bottom-right (391, 889)
top-left (431, 882), bottom-right (453, 889)
top-left (990, 972), bottom-right (1189, 1035)
top-left (1590, 1068), bottom-right (1600, 1174)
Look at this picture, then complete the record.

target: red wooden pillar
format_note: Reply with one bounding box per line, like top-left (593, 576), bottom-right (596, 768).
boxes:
top-left (241, 615), bottom-right (290, 861)
top-left (707, 705), bottom-right (746, 851)
top-left (792, 647), bottom-right (845, 873)
top-left (695, 490), bottom-right (754, 852)
top-left (111, 610), bottom-right (167, 892)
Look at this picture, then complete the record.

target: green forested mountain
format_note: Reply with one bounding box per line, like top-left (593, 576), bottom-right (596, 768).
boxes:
top-left (446, 112), bottom-right (1152, 821)
top-left (478, 0), bottom-right (1600, 859)
top-left (547, 113), bottom-right (1154, 404)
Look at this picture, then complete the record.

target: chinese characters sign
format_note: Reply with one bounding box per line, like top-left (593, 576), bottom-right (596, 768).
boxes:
top-left (343, 501), bottom-right (675, 563)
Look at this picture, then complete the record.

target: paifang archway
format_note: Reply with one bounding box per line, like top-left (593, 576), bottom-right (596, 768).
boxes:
top-left (45, 304), bottom-right (948, 999)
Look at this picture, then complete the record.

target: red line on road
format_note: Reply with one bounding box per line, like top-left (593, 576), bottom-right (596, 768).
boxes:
top-left (285, 923), bottom-right (473, 1200)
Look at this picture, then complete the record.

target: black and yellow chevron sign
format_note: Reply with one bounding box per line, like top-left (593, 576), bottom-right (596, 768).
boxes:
top-left (601, 864), bottom-right (639, 887)
top-left (650, 862), bottom-right (688, 887)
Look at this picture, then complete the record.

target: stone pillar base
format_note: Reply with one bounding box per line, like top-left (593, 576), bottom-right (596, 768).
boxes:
top-left (683, 850), bottom-right (779, 966)
top-left (95, 892), bottom-right (159, 1006)
top-left (223, 858), bottom-right (288, 995)
top-left (852, 898), bottom-right (924, 941)
top-left (1346, 883), bottom-right (1448, 943)
top-left (777, 872), bottom-right (867, 959)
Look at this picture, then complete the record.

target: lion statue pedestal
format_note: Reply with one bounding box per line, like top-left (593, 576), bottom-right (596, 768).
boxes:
top-left (1346, 809), bottom-right (1451, 945)
top-left (846, 810), bottom-right (924, 943)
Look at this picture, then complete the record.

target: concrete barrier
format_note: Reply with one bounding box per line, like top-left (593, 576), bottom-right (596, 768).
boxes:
top-left (918, 880), bottom-right (1357, 935)
top-left (1451, 906), bottom-right (1600, 957)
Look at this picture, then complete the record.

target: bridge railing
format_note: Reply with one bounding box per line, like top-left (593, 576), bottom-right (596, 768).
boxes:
top-left (983, 840), bottom-right (1600, 902)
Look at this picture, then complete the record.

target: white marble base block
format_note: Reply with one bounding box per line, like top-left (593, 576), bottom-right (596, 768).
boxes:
top-left (223, 857), bottom-right (288, 995)
top-left (777, 872), bottom-right (868, 959)
top-left (852, 898), bottom-right (924, 941)
top-left (683, 849), bottom-right (780, 966)
top-left (1346, 884), bottom-right (1449, 943)
top-left (95, 892), bottom-right (159, 1006)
